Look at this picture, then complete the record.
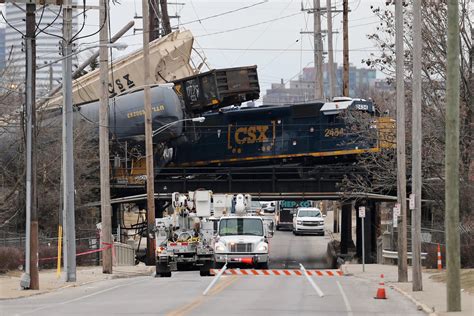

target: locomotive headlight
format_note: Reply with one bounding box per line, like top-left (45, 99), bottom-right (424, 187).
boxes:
top-left (215, 242), bottom-right (226, 253)
top-left (256, 243), bottom-right (268, 252)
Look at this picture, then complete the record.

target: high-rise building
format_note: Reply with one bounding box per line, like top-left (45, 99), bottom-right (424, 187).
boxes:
top-left (0, 28), bottom-right (5, 70)
top-left (263, 64), bottom-right (378, 105)
top-left (4, 3), bottom-right (78, 95)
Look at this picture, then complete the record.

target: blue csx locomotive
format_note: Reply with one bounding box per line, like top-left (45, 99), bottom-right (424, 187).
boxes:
top-left (168, 98), bottom-right (381, 168)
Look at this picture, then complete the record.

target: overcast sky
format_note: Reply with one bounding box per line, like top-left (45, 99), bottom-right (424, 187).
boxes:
top-left (2, 0), bottom-right (388, 96)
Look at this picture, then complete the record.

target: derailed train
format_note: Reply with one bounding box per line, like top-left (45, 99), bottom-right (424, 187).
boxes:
top-left (0, 66), bottom-right (392, 186)
top-left (75, 66), bottom-right (392, 185)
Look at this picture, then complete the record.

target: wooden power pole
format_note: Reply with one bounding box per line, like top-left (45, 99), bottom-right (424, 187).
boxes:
top-left (149, 0), bottom-right (160, 41)
top-left (342, 0), bottom-right (349, 96)
top-left (411, 0), bottom-right (423, 292)
top-left (326, 0), bottom-right (336, 100)
top-left (160, 0), bottom-right (172, 36)
top-left (142, 0), bottom-right (156, 265)
top-left (313, 0), bottom-right (324, 100)
top-left (395, 0), bottom-right (408, 283)
top-left (446, 0), bottom-right (461, 311)
top-left (99, 0), bottom-right (113, 274)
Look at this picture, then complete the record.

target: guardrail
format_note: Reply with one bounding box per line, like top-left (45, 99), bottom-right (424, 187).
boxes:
top-left (382, 249), bottom-right (427, 260)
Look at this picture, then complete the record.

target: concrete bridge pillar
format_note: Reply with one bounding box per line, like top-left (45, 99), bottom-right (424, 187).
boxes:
top-left (340, 201), bottom-right (354, 254)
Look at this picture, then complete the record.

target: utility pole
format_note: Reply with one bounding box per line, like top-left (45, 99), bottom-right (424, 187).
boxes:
top-left (395, 0), bottom-right (408, 283)
top-left (313, 0), bottom-right (324, 100)
top-left (20, 2), bottom-right (39, 290)
top-left (326, 0), bottom-right (336, 99)
top-left (149, 0), bottom-right (160, 41)
top-left (142, 0), bottom-right (156, 265)
top-left (342, 0), bottom-right (349, 96)
top-left (160, 0), bottom-right (172, 36)
top-left (411, 0), bottom-right (422, 292)
top-left (445, 0), bottom-right (461, 311)
top-left (99, 0), bottom-right (113, 274)
top-left (62, 0), bottom-right (77, 282)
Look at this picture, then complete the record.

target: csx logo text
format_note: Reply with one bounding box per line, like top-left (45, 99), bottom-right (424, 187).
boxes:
top-left (234, 126), bottom-right (269, 144)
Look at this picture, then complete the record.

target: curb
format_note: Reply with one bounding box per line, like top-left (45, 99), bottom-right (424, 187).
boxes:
top-left (389, 284), bottom-right (437, 316)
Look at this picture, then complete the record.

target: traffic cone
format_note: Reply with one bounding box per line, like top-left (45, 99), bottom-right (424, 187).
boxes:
top-left (437, 244), bottom-right (442, 270)
top-left (374, 274), bottom-right (387, 299)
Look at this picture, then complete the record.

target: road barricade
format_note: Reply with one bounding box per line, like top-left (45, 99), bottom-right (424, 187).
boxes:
top-left (209, 269), bottom-right (344, 276)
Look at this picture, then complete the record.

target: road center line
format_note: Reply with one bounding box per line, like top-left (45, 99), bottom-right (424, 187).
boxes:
top-left (336, 280), bottom-right (353, 316)
top-left (18, 278), bottom-right (147, 315)
top-left (166, 276), bottom-right (238, 316)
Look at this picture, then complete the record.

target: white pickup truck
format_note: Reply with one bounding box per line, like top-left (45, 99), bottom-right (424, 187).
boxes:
top-left (213, 216), bottom-right (272, 269)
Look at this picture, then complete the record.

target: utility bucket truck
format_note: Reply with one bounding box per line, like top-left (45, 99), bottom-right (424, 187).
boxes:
top-left (155, 191), bottom-right (274, 277)
top-left (213, 194), bottom-right (273, 269)
top-left (155, 191), bottom-right (215, 277)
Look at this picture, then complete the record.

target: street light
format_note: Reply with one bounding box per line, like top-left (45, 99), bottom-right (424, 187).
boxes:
top-left (152, 117), bottom-right (206, 137)
top-left (36, 43), bottom-right (128, 70)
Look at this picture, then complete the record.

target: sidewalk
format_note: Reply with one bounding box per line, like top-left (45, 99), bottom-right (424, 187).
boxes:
top-left (341, 263), bottom-right (474, 316)
top-left (0, 264), bottom-right (154, 300)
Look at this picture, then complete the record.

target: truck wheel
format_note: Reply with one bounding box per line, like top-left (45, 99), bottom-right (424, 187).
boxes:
top-left (156, 261), bottom-right (171, 277)
top-left (257, 262), bottom-right (268, 269)
top-left (199, 260), bottom-right (214, 277)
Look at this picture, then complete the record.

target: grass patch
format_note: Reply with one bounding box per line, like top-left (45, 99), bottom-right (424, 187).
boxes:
top-left (428, 269), bottom-right (474, 295)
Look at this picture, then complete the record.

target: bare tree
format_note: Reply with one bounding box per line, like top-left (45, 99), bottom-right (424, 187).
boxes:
top-left (346, 0), bottom-right (472, 220)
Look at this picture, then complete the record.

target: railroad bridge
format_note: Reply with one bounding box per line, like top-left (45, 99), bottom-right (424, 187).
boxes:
top-left (108, 163), bottom-right (396, 265)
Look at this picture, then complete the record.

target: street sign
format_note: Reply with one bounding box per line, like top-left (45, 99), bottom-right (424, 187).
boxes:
top-left (393, 208), bottom-right (398, 228)
top-left (358, 206), bottom-right (365, 218)
top-left (409, 194), bottom-right (415, 210)
top-left (394, 203), bottom-right (400, 216)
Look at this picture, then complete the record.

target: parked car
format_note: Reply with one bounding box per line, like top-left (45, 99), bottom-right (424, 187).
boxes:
top-left (292, 207), bottom-right (325, 236)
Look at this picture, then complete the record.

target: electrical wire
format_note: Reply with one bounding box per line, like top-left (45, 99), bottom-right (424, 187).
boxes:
top-left (35, 4), bottom-right (67, 42)
top-left (71, 0), bottom-right (87, 42)
top-left (0, 11), bottom-right (25, 37)
top-left (231, 0), bottom-right (295, 66)
top-left (72, 2), bottom-right (108, 43)
top-left (176, 0), bottom-right (269, 27)
top-left (34, 4), bottom-right (47, 34)
top-left (195, 12), bottom-right (304, 38)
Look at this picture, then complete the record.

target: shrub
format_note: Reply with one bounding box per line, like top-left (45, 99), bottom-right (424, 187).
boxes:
top-left (0, 247), bottom-right (23, 273)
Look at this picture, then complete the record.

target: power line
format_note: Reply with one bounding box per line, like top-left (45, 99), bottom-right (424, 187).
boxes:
top-left (176, 0), bottom-right (269, 27)
top-left (195, 12), bottom-right (304, 38)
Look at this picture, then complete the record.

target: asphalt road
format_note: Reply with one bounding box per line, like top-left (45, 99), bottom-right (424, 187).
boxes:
top-left (0, 231), bottom-right (424, 316)
top-left (269, 230), bottom-right (330, 269)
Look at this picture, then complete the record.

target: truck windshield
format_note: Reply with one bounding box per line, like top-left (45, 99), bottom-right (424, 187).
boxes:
top-left (298, 210), bottom-right (321, 217)
top-left (219, 218), bottom-right (264, 236)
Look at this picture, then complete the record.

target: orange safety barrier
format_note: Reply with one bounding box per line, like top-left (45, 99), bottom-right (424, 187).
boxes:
top-left (209, 269), bottom-right (344, 276)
